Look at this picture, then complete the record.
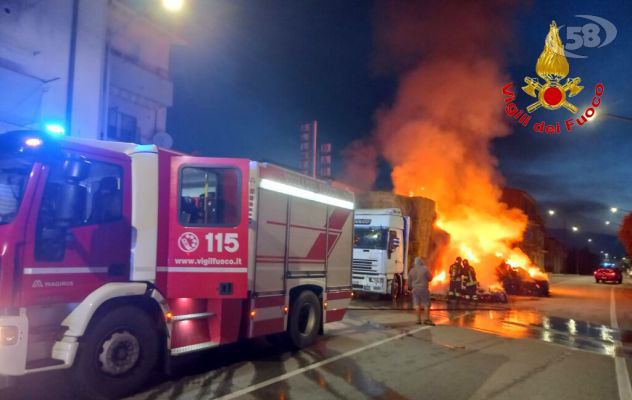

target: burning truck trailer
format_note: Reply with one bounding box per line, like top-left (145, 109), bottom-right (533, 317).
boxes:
top-left (353, 192), bottom-right (548, 303)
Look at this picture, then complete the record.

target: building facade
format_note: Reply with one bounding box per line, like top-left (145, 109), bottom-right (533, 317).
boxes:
top-left (501, 188), bottom-right (546, 270)
top-left (544, 236), bottom-right (567, 273)
top-left (0, 0), bottom-right (180, 144)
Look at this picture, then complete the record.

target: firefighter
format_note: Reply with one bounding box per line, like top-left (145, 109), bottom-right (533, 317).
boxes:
top-left (448, 257), bottom-right (463, 300)
top-left (461, 259), bottom-right (479, 302)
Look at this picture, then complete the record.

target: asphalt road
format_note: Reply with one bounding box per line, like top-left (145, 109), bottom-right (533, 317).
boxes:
top-left (3, 274), bottom-right (631, 400)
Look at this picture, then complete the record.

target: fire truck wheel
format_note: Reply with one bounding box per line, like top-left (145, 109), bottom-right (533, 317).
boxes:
top-left (287, 290), bottom-right (322, 349)
top-left (71, 306), bottom-right (160, 400)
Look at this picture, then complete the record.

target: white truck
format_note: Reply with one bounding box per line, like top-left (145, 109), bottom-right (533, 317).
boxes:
top-left (352, 208), bottom-right (410, 298)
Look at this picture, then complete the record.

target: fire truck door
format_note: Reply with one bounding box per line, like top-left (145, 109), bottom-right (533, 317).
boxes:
top-left (18, 156), bottom-right (132, 306)
top-left (162, 157), bottom-right (249, 299)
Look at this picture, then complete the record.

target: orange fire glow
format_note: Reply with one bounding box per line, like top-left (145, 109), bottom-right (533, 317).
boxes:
top-left (340, 2), bottom-right (548, 291)
top-left (369, 3), bottom-right (547, 291)
top-left (430, 270), bottom-right (447, 289)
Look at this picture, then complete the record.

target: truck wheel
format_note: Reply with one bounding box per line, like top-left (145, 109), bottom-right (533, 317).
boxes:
top-left (287, 291), bottom-right (322, 349)
top-left (390, 275), bottom-right (401, 301)
top-left (71, 306), bottom-right (160, 400)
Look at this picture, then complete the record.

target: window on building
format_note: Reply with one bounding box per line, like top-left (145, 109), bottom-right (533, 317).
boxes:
top-left (107, 108), bottom-right (138, 142)
top-left (179, 167), bottom-right (240, 227)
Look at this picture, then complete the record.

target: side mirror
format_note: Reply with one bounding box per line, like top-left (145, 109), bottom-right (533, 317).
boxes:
top-left (51, 157), bottom-right (89, 227)
top-left (387, 230), bottom-right (399, 259)
top-left (53, 183), bottom-right (86, 227)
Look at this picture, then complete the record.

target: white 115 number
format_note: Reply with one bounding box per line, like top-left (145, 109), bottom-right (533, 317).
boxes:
top-left (205, 233), bottom-right (239, 253)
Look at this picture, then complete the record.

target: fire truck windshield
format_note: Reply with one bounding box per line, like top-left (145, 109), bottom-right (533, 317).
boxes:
top-left (0, 156), bottom-right (33, 224)
top-left (353, 227), bottom-right (389, 250)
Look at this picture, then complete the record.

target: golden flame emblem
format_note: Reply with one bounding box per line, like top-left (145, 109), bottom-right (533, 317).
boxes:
top-left (522, 21), bottom-right (583, 113)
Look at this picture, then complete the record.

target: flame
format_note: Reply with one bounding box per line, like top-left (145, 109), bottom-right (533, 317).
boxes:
top-left (537, 21), bottom-right (569, 81)
top-left (430, 270), bottom-right (446, 289)
top-left (371, 9), bottom-right (548, 291)
top-left (345, 2), bottom-right (545, 292)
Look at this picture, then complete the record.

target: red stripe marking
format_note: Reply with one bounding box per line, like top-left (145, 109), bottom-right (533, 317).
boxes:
top-left (267, 221), bottom-right (341, 233)
top-left (257, 260), bottom-right (326, 265)
top-left (326, 309), bottom-right (346, 322)
top-left (287, 260), bottom-right (326, 265)
top-left (252, 318), bottom-right (285, 337)
top-left (327, 291), bottom-right (352, 300)
top-left (254, 296), bottom-right (285, 308)
top-left (306, 233), bottom-right (327, 259)
top-left (257, 255), bottom-right (326, 260)
top-left (328, 209), bottom-right (350, 230)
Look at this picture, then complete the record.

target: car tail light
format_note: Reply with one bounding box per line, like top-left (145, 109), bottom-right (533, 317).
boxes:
top-left (0, 326), bottom-right (19, 346)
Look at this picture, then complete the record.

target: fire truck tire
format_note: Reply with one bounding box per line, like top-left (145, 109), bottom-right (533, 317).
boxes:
top-left (71, 306), bottom-right (160, 400)
top-left (286, 290), bottom-right (322, 349)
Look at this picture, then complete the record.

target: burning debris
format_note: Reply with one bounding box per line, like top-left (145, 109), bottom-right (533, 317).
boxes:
top-left (497, 262), bottom-right (550, 297)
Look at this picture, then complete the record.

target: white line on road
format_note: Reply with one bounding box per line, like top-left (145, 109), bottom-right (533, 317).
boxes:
top-left (611, 287), bottom-right (632, 400)
top-left (215, 319), bottom-right (447, 400)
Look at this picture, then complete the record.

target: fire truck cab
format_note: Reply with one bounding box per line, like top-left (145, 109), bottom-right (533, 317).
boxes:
top-left (0, 130), bottom-right (354, 398)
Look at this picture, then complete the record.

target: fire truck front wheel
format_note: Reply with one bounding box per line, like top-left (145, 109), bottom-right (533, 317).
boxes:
top-left (71, 306), bottom-right (161, 400)
top-left (287, 290), bottom-right (322, 349)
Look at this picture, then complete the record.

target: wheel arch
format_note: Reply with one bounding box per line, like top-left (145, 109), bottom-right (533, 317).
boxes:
top-left (62, 282), bottom-right (170, 339)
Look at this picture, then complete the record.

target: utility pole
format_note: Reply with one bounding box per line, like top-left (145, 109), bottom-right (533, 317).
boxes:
top-left (300, 121), bottom-right (318, 177)
top-left (65, 0), bottom-right (80, 135)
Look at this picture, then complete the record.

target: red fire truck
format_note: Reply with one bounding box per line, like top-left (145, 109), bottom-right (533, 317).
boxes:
top-left (0, 130), bottom-right (354, 399)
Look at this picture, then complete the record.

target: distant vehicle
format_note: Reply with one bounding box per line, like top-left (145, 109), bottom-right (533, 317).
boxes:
top-left (594, 267), bottom-right (623, 284)
top-left (352, 208), bottom-right (410, 298)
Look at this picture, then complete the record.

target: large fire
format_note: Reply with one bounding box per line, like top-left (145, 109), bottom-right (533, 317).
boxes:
top-left (348, 2), bottom-right (548, 291)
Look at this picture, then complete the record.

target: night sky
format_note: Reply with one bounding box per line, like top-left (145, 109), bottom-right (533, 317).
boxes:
top-left (166, 0), bottom-right (632, 246)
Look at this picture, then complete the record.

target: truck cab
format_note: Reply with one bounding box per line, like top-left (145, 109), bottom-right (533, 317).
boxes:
top-left (352, 208), bottom-right (409, 298)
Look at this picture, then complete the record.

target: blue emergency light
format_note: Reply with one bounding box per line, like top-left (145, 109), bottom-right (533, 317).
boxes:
top-left (44, 123), bottom-right (66, 137)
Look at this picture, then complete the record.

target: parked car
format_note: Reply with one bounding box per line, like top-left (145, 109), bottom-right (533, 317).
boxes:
top-left (594, 267), bottom-right (623, 284)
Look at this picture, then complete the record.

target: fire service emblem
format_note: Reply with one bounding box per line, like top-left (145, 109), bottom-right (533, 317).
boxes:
top-left (502, 20), bottom-right (605, 135)
top-left (522, 21), bottom-right (583, 114)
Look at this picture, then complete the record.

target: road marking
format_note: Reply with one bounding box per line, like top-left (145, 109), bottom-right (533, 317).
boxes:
top-left (215, 317), bottom-right (454, 400)
top-left (611, 287), bottom-right (632, 400)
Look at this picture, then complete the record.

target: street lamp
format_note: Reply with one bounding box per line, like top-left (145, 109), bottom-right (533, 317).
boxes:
top-left (548, 209), bottom-right (556, 216)
top-left (587, 238), bottom-right (592, 243)
top-left (605, 221), bottom-right (611, 226)
top-left (571, 226), bottom-right (579, 232)
top-left (162, 0), bottom-right (184, 12)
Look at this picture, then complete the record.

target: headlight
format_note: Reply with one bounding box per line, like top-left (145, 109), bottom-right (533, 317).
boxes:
top-left (0, 326), bottom-right (19, 346)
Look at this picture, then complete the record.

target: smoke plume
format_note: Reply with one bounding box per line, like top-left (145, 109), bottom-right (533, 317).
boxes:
top-left (347, 1), bottom-right (537, 287)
